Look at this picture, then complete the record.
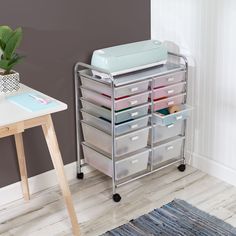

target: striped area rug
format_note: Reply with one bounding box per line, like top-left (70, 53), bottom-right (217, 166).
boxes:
top-left (102, 199), bottom-right (236, 236)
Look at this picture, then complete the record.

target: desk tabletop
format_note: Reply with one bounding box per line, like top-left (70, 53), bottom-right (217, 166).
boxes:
top-left (0, 84), bottom-right (67, 127)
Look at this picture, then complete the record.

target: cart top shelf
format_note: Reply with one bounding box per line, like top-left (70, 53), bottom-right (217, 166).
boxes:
top-left (79, 62), bottom-right (186, 87)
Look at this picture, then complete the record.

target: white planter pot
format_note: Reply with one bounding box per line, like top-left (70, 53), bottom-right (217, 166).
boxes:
top-left (0, 71), bottom-right (20, 94)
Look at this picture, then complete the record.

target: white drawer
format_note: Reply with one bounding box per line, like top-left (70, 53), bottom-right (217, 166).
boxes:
top-left (153, 71), bottom-right (185, 88)
top-left (81, 98), bottom-right (111, 121)
top-left (149, 121), bottom-right (184, 143)
top-left (153, 93), bottom-right (186, 111)
top-left (82, 142), bottom-right (149, 180)
top-left (152, 137), bottom-right (184, 165)
top-left (152, 82), bottom-right (186, 100)
top-left (81, 87), bottom-right (149, 111)
top-left (81, 98), bottom-right (149, 124)
top-left (115, 150), bottom-right (149, 180)
top-left (81, 121), bottom-right (149, 156)
top-left (81, 110), bottom-right (149, 136)
top-left (115, 81), bottom-right (149, 98)
top-left (153, 104), bottom-right (193, 126)
top-left (81, 76), bottom-right (149, 98)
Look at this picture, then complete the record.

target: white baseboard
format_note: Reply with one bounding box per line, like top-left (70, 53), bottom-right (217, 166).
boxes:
top-left (191, 152), bottom-right (236, 187)
top-left (0, 161), bottom-right (93, 207)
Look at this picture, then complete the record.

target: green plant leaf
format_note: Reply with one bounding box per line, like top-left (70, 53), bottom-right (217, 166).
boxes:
top-left (6, 57), bottom-right (23, 74)
top-left (0, 39), bottom-right (6, 51)
top-left (8, 53), bottom-right (24, 66)
top-left (4, 27), bottom-right (22, 60)
top-left (0, 59), bottom-right (10, 71)
top-left (0, 26), bottom-right (13, 44)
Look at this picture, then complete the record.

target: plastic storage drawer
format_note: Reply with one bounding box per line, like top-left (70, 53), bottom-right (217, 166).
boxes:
top-left (81, 110), bottom-right (149, 136)
top-left (149, 120), bottom-right (184, 143)
top-left (81, 76), bottom-right (149, 98)
top-left (81, 98), bottom-right (149, 124)
top-left (152, 82), bottom-right (186, 100)
top-left (152, 137), bottom-right (184, 165)
top-left (82, 143), bottom-right (149, 180)
top-left (153, 104), bottom-right (193, 126)
top-left (153, 93), bottom-right (186, 111)
top-left (81, 87), bottom-right (149, 111)
top-left (81, 121), bottom-right (149, 156)
top-left (153, 71), bottom-right (185, 88)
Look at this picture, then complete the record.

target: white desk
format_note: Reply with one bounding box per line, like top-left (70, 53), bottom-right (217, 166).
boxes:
top-left (0, 84), bottom-right (80, 236)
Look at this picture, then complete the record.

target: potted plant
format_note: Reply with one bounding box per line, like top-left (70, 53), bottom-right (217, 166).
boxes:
top-left (0, 25), bottom-right (23, 94)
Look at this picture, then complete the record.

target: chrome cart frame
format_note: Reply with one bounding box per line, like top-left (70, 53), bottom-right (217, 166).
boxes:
top-left (74, 52), bottom-right (189, 202)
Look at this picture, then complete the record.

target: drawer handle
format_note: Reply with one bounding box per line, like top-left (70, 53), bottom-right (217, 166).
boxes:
top-left (130, 124), bottom-right (139, 129)
top-left (131, 136), bottom-right (139, 141)
top-left (167, 124), bottom-right (174, 128)
top-left (131, 159), bottom-right (139, 164)
top-left (176, 115), bottom-right (183, 120)
top-left (130, 112), bottom-right (139, 117)
top-left (167, 77), bottom-right (175, 82)
top-left (130, 87), bottom-right (139, 92)
top-left (168, 101), bottom-right (175, 106)
top-left (167, 90), bottom-right (174, 94)
top-left (166, 145), bottom-right (174, 151)
top-left (130, 100), bottom-right (138, 105)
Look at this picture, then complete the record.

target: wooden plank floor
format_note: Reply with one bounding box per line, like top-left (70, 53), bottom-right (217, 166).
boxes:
top-left (0, 165), bottom-right (236, 236)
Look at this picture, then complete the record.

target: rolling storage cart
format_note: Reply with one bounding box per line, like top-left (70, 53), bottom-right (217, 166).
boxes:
top-left (74, 52), bottom-right (193, 202)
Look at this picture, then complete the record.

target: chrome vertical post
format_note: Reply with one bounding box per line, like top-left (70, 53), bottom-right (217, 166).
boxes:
top-left (74, 62), bottom-right (82, 174)
top-left (150, 77), bottom-right (155, 171)
top-left (110, 75), bottom-right (117, 195)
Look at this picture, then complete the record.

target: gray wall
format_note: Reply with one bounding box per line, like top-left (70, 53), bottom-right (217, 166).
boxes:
top-left (0, 0), bottom-right (150, 188)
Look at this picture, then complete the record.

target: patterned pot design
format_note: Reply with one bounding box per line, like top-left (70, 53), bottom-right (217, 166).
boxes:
top-left (0, 71), bottom-right (20, 93)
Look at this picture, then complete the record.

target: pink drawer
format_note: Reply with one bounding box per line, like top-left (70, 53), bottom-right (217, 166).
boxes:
top-left (153, 71), bottom-right (185, 88)
top-left (153, 93), bottom-right (186, 111)
top-left (152, 82), bottom-right (186, 100)
top-left (81, 87), bottom-right (149, 111)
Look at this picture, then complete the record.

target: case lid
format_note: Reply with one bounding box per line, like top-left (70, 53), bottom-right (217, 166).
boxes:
top-left (91, 40), bottom-right (168, 75)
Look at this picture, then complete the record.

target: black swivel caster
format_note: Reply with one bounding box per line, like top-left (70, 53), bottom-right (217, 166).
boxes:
top-left (113, 193), bottom-right (121, 202)
top-left (178, 164), bottom-right (186, 172)
top-left (77, 172), bottom-right (84, 179)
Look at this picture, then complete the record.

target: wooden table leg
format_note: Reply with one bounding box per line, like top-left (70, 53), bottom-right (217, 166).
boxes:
top-left (42, 115), bottom-right (80, 236)
top-left (14, 133), bottom-right (30, 201)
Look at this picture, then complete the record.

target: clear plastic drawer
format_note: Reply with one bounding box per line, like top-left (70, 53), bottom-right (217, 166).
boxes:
top-left (149, 120), bottom-right (184, 143)
top-left (81, 76), bottom-right (149, 98)
top-left (153, 71), bottom-right (185, 88)
top-left (81, 87), bottom-right (149, 111)
top-left (81, 110), bottom-right (149, 136)
top-left (81, 110), bottom-right (111, 134)
top-left (81, 98), bottom-right (111, 121)
top-left (82, 142), bottom-right (149, 180)
top-left (81, 121), bottom-right (149, 156)
top-left (152, 137), bottom-right (184, 165)
top-left (152, 82), bottom-right (186, 100)
top-left (153, 93), bottom-right (186, 111)
top-left (115, 116), bottom-right (149, 135)
top-left (81, 98), bottom-right (149, 124)
top-left (153, 104), bottom-right (193, 126)
top-left (115, 149), bottom-right (149, 180)
top-left (115, 104), bottom-right (150, 124)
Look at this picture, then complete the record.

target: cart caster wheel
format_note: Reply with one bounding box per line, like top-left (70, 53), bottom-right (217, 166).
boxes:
top-left (178, 164), bottom-right (186, 172)
top-left (113, 194), bottom-right (121, 202)
top-left (77, 172), bottom-right (84, 179)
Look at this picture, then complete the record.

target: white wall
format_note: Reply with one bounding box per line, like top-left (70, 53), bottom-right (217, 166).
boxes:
top-left (151, 0), bottom-right (236, 186)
